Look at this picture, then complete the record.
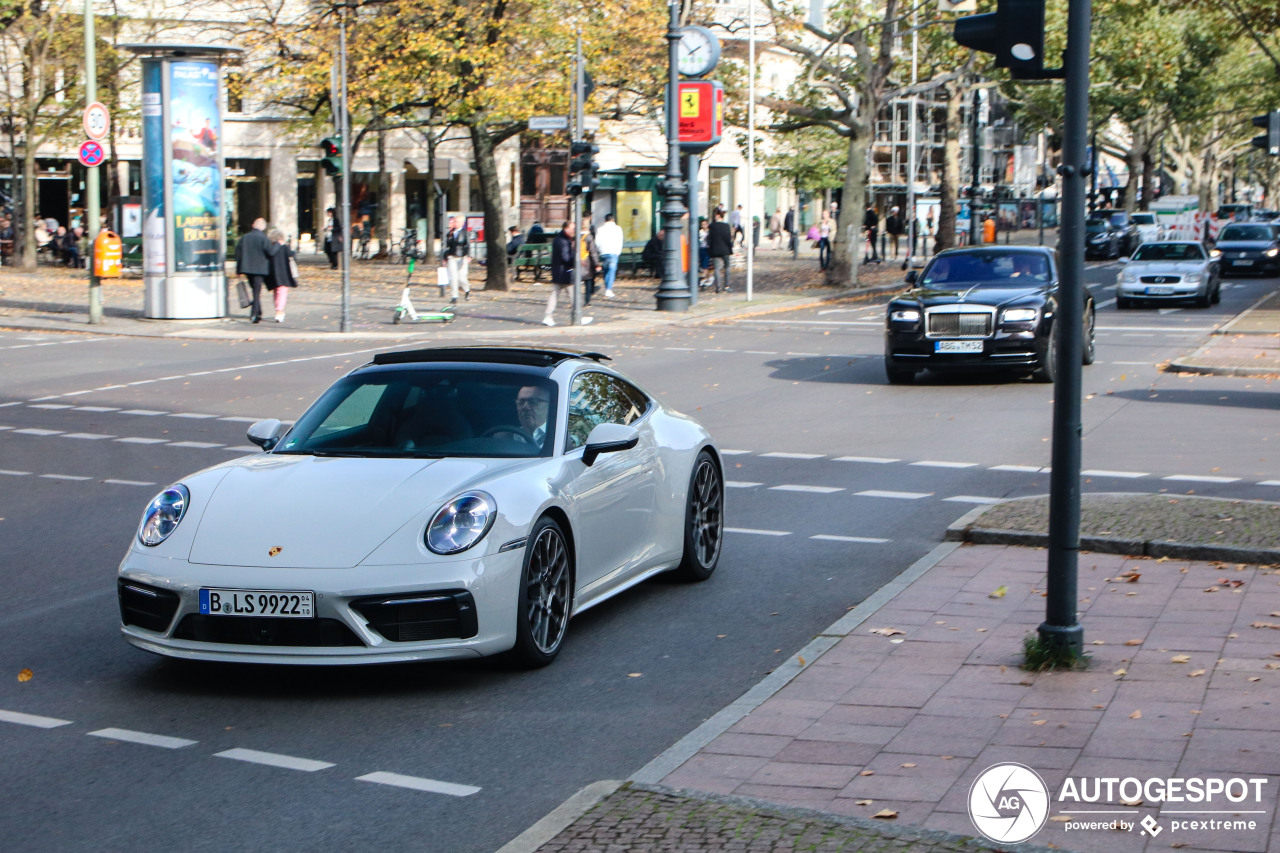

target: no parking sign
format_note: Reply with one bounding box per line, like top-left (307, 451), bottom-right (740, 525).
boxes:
top-left (78, 139), bottom-right (106, 168)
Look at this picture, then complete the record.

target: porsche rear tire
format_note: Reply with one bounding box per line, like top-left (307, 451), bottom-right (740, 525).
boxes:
top-left (674, 451), bottom-right (723, 582)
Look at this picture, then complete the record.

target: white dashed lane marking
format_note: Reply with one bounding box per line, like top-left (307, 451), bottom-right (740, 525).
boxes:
top-left (727, 527), bottom-right (791, 536)
top-left (14, 428), bottom-right (62, 436)
top-left (770, 484), bottom-right (844, 494)
top-left (944, 495), bottom-right (1002, 505)
top-left (88, 728), bottom-right (197, 749)
top-left (760, 452), bottom-right (824, 460)
top-left (357, 772), bottom-right (481, 797)
top-left (1082, 469), bottom-right (1148, 479)
top-left (116, 437), bottom-right (168, 444)
top-left (836, 456), bottom-right (900, 464)
top-left (215, 748), bottom-right (335, 773)
top-left (855, 490), bottom-right (933, 500)
top-left (810, 534), bottom-right (891, 544)
top-left (1163, 474), bottom-right (1241, 484)
top-left (0, 709), bottom-right (72, 728)
top-left (911, 461), bottom-right (978, 469)
top-left (725, 481), bottom-right (762, 489)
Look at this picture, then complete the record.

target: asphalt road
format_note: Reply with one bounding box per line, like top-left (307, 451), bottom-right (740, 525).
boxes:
top-left (0, 261), bottom-right (1276, 852)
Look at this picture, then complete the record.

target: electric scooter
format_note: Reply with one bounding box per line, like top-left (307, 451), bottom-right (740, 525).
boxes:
top-left (392, 257), bottom-right (455, 324)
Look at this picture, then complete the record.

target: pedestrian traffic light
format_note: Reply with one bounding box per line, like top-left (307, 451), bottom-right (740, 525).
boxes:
top-left (1251, 111), bottom-right (1280, 157)
top-left (567, 140), bottom-right (599, 196)
top-left (319, 136), bottom-right (342, 176)
top-left (953, 0), bottom-right (1057, 80)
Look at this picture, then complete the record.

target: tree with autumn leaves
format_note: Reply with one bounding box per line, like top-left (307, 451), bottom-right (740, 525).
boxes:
top-left (244, 0), bottom-right (664, 289)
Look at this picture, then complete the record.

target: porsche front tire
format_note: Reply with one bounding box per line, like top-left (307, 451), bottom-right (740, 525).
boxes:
top-left (512, 516), bottom-right (573, 668)
top-left (674, 451), bottom-right (723, 582)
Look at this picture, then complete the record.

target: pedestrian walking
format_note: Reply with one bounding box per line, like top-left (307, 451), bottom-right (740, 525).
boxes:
top-left (442, 216), bottom-right (470, 302)
top-left (752, 215), bottom-right (761, 250)
top-left (263, 228), bottom-right (297, 323)
top-left (729, 204), bottom-right (744, 246)
top-left (235, 217), bottom-right (272, 323)
top-left (784, 206), bottom-right (796, 253)
top-left (580, 213), bottom-right (601, 307)
top-left (886, 206), bottom-right (905, 259)
top-left (768, 209), bottom-right (783, 249)
top-left (543, 220), bottom-right (592, 327)
top-left (862, 204), bottom-right (880, 263)
top-left (708, 208), bottom-right (733, 293)
top-left (322, 208), bottom-right (339, 269)
top-left (697, 217), bottom-right (711, 287)
top-left (595, 213), bottom-right (623, 298)
top-left (817, 213), bottom-right (833, 270)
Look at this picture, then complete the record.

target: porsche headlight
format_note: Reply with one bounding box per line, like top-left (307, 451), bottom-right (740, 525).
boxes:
top-left (426, 492), bottom-right (496, 555)
top-left (1001, 307), bottom-right (1038, 323)
top-left (889, 308), bottom-right (920, 323)
top-left (138, 484), bottom-right (190, 546)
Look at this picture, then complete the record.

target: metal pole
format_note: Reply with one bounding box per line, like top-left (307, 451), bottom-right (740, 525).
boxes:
top-left (970, 88), bottom-right (981, 246)
top-left (904, 12), bottom-right (917, 271)
top-left (571, 33), bottom-right (583, 326)
top-left (338, 9), bottom-right (351, 333)
top-left (656, 1), bottom-right (689, 312)
top-left (1039, 0), bottom-right (1091, 658)
top-left (746, 0), bottom-right (755, 301)
top-left (85, 0), bottom-right (102, 324)
top-left (687, 153), bottom-right (698, 305)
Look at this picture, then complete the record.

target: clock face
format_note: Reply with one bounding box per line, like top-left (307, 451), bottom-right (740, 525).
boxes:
top-left (677, 26), bottom-right (720, 78)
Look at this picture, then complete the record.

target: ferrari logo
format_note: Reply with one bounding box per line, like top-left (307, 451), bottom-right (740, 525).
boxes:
top-left (268, 546), bottom-right (283, 557)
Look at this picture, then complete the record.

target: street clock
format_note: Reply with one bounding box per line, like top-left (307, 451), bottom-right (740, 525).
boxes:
top-left (677, 26), bottom-right (720, 78)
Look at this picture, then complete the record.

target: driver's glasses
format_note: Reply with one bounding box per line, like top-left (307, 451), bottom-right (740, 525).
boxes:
top-left (517, 395), bottom-right (549, 410)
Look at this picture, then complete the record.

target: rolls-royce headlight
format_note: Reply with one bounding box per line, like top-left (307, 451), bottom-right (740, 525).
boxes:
top-left (138, 485), bottom-right (190, 546)
top-left (1001, 308), bottom-right (1038, 323)
top-left (426, 491), bottom-right (496, 555)
top-left (889, 309), bottom-right (921, 323)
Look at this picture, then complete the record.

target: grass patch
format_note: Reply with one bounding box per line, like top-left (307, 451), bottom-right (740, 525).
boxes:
top-left (1023, 632), bottom-right (1090, 672)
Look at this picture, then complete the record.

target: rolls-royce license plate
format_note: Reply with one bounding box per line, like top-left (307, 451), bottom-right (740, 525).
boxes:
top-left (199, 588), bottom-right (315, 618)
top-left (935, 340), bottom-right (983, 354)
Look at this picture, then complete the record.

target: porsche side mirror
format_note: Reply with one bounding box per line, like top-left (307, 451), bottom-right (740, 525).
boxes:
top-left (582, 422), bottom-right (639, 467)
top-left (247, 418), bottom-right (284, 451)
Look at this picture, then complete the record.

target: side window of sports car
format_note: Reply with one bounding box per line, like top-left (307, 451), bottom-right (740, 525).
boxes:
top-left (566, 372), bottom-right (645, 450)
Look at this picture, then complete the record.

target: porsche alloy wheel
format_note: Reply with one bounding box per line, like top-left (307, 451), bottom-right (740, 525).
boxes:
top-left (675, 451), bottom-right (723, 582)
top-left (513, 517), bottom-right (573, 667)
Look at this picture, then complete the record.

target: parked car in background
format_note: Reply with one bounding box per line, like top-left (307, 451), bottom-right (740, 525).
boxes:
top-left (1115, 241), bottom-right (1220, 309)
top-left (117, 347), bottom-right (725, 668)
top-left (1215, 203), bottom-right (1254, 222)
top-left (1092, 209), bottom-right (1142, 256)
top-left (1214, 222), bottom-right (1280, 276)
top-left (1085, 216), bottom-right (1125, 259)
top-left (1254, 209), bottom-right (1278, 222)
top-left (884, 246), bottom-right (1096, 384)
top-left (1130, 212), bottom-right (1163, 245)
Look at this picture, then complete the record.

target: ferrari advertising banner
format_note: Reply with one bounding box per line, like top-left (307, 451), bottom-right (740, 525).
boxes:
top-left (168, 61), bottom-right (222, 273)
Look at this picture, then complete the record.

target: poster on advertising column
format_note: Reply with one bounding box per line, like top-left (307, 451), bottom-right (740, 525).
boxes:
top-left (168, 61), bottom-right (222, 273)
top-left (141, 61), bottom-right (165, 275)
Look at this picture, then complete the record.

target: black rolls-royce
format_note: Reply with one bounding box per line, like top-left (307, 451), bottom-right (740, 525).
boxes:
top-left (884, 246), bottom-right (1096, 384)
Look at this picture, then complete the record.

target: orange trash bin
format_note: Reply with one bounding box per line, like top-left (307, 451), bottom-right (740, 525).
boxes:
top-left (93, 229), bottom-right (124, 278)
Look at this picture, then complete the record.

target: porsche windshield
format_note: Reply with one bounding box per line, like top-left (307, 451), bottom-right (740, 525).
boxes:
top-left (918, 252), bottom-right (1051, 289)
top-left (276, 368), bottom-right (558, 459)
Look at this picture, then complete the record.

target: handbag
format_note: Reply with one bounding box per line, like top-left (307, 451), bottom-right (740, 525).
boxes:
top-left (436, 266), bottom-right (449, 286)
top-left (235, 278), bottom-right (251, 309)
top-left (288, 257), bottom-right (300, 282)
top-left (806, 225), bottom-right (821, 241)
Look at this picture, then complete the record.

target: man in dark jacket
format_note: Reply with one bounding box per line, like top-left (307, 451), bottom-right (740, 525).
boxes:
top-left (784, 207), bottom-right (796, 252)
top-left (862, 204), bottom-right (880, 263)
top-left (235, 217), bottom-right (274, 323)
top-left (707, 209), bottom-right (734, 293)
top-left (543, 220), bottom-right (591, 326)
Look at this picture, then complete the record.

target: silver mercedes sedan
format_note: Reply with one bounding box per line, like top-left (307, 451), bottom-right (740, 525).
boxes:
top-left (1115, 240), bottom-right (1220, 309)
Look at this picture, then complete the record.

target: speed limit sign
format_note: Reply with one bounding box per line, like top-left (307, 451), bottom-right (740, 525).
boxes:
top-left (83, 102), bottom-right (110, 141)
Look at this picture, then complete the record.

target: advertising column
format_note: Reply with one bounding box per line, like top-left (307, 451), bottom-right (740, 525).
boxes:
top-left (140, 56), bottom-right (227, 318)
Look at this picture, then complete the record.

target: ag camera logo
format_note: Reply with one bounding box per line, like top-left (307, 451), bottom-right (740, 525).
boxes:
top-left (969, 762), bottom-right (1050, 843)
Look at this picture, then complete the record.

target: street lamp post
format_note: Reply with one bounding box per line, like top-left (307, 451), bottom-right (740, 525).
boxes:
top-left (85, 0), bottom-right (102, 324)
top-left (655, 0), bottom-right (689, 312)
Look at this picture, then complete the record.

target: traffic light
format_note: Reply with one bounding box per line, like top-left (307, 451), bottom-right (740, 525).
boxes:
top-left (567, 140), bottom-right (599, 196)
top-left (954, 0), bottom-right (1057, 80)
top-left (319, 136), bottom-right (342, 176)
top-left (1251, 111), bottom-right (1280, 157)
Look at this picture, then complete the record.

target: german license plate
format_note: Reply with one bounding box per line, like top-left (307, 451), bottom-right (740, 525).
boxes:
top-left (1234, 259), bottom-right (1253, 266)
top-left (1145, 286), bottom-right (1174, 295)
top-left (199, 588), bottom-right (314, 618)
top-left (935, 340), bottom-right (983, 353)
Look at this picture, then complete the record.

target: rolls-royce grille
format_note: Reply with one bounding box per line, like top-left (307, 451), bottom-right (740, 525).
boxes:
top-left (926, 312), bottom-right (992, 339)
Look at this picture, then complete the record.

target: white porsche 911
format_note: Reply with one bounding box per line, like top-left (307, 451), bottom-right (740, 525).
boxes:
top-left (118, 347), bottom-right (725, 667)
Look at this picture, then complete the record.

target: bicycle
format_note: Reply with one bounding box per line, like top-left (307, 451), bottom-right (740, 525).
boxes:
top-left (395, 228), bottom-right (421, 264)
